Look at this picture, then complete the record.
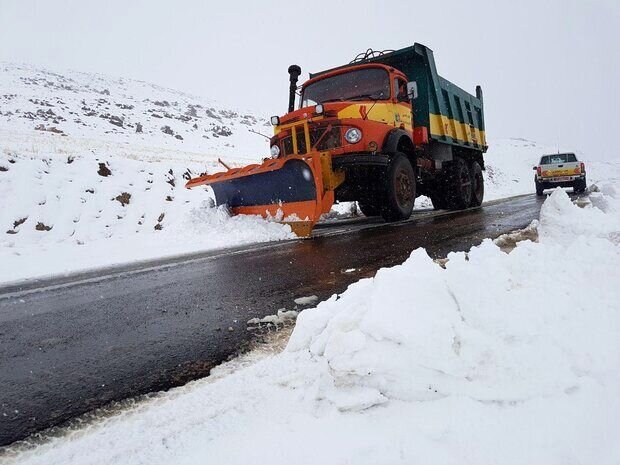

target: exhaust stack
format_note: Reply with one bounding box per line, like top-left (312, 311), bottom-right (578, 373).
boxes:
top-left (287, 65), bottom-right (301, 113)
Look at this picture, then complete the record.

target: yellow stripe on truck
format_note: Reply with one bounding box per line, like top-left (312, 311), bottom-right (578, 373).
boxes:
top-left (429, 113), bottom-right (486, 148)
top-left (337, 103), bottom-right (413, 130)
top-left (275, 106), bottom-right (483, 147)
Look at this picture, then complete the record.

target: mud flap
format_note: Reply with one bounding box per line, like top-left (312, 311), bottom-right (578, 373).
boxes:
top-left (185, 154), bottom-right (343, 236)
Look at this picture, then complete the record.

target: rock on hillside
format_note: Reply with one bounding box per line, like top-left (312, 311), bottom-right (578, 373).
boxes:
top-left (0, 62), bottom-right (271, 159)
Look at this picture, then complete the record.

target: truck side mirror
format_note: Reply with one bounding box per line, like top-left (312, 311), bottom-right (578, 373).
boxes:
top-left (407, 81), bottom-right (418, 100)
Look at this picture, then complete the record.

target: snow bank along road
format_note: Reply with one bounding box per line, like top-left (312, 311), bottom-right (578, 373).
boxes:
top-left (0, 193), bottom-right (549, 446)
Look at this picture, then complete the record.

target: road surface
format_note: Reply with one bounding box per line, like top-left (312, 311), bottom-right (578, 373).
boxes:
top-left (0, 194), bottom-right (544, 446)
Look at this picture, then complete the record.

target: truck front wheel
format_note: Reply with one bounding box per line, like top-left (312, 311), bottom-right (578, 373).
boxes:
top-left (380, 153), bottom-right (416, 222)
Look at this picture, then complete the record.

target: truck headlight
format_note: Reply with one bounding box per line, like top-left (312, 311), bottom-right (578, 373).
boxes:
top-left (315, 104), bottom-right (324, 115)
top-left (270, 144), bottom-right (280, 158)
top-left (270, 116), bottom-right (280, 126)
top-left (344, 128), bottom-right (362, 144)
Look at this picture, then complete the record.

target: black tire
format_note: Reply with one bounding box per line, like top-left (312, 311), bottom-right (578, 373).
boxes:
top-left (358, 201), bottom-right (381, 217)
top-left (429, 191), bottom-right (448, 210)
top-left (535, 178), bottom-right (544, 196)
top-left (380, 153), bottom-right (416, 222)
top-left (469, 161), bottom-right (484, 207)
top-left (574, 178), bottom-right (587, 194)
top-left (446, 157), bottom-right (472, 210)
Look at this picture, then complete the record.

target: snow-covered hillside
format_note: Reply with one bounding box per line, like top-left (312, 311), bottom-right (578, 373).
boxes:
top-left (0, 63), bottom-right (271, 159)
top-left (1, 63), bottom-right (619, 284)
top-left (0, 64), bottom-right (295, 283)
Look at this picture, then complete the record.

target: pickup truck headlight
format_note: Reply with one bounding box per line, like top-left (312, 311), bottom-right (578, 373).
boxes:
top-left (344, 128), bottom-right (362, 144)
top-left (270, 144), bottom-right (280, 158)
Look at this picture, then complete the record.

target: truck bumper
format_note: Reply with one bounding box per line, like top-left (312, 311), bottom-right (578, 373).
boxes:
top-left (536, 175), bottom-right (585, 189)
top-left (332, 153), bottom-right (390, 170)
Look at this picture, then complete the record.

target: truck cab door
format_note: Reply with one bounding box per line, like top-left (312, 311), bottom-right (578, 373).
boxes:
top-left (394, 77), bottom-right (413, 131)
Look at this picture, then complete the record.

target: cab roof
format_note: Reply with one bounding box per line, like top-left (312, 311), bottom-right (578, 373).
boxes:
top-left (302, 63), bottom-right (405, 89)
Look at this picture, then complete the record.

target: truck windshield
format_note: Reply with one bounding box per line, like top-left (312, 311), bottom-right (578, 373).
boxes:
top-left (301, 68), bottom-right (390, 107)
top-left (540, 153), bottom-right (577, 164)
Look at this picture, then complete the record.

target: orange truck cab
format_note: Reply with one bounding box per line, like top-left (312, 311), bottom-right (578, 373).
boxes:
top-left (269, 44), bottom-right (487, 220)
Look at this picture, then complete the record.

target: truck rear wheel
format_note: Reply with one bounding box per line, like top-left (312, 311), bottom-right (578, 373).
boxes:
top-left (535, 178), bottom-right (544, 196)
top-left (380, 153), bottom-right (416, 222)
top-left (574, 178), bottom-right (587, 194)
top-left (469, 161), bottom-right (484, 207)
top-left (446, 157), bottom-right (472, 210)
top-left (429, 192), bottom-right (448, 210)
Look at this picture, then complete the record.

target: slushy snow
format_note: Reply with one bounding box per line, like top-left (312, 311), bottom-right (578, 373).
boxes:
top-left (5, 186), bottom-right (619, 465)
top-left (293, 295), bottom-right (319, 306)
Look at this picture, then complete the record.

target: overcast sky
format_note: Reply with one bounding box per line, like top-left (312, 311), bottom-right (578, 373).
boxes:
top-left (1, 0), bottom-right (618, 159)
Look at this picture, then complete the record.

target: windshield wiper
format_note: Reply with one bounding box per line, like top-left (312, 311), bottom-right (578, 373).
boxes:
top-left (350, 92), bottom-right (384, 120)
top-left (348, 93), bottom-right (381, 101)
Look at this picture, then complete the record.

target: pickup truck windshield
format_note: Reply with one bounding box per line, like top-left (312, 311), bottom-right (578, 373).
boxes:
top-left (540, 153), bottom-right (577, 164)
top-left (301, 68), bottom-right (390, 107)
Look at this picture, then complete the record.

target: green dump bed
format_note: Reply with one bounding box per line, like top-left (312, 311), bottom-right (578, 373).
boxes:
top-left (311, 43), bottom-right (487, 153)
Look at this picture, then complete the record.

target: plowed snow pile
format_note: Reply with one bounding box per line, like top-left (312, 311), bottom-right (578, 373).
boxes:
top-left (0, 140), bottom-right (294, 283)
top-left (7, 187), bottom-right (619, 465)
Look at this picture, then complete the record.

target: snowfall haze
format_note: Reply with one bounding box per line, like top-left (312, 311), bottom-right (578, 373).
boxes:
top-left (1, 1), bottom-right (620, 462)
top-left (0, 0), bottom-right (618, 160)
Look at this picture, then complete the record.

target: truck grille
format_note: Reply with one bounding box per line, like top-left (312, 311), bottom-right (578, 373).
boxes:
top-left (311, 123), bottom-right (342, 151)
top-left (278, 122), bottom-right (343, 156)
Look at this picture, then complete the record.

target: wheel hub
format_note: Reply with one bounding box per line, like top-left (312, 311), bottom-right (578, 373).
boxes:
top-left (395, 169), bottom-right (414, 206)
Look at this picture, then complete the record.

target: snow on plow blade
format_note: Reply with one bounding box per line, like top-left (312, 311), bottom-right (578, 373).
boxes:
top-left (185, 153), bottom-right (344, 237)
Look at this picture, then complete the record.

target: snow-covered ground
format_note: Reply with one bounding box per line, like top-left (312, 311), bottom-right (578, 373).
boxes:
top-left (2, 63), bottom-right (619, 284)
top-left (0, 64), bottom-right (291, 283)
top-left (4, 184), bottom-right (619, 465)
top-left (0, 129), bottom-right (295, 283)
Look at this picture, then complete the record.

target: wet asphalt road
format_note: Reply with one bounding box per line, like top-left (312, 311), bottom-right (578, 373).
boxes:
top-left (0, 193), bottom-right (544, 446)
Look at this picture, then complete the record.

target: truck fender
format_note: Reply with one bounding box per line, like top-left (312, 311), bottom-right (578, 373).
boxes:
top-left (382, 129), bottom-right (414, 156)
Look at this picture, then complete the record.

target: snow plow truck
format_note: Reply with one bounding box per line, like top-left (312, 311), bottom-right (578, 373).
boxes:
top-left (186, 43), bottom-right (488, 236)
